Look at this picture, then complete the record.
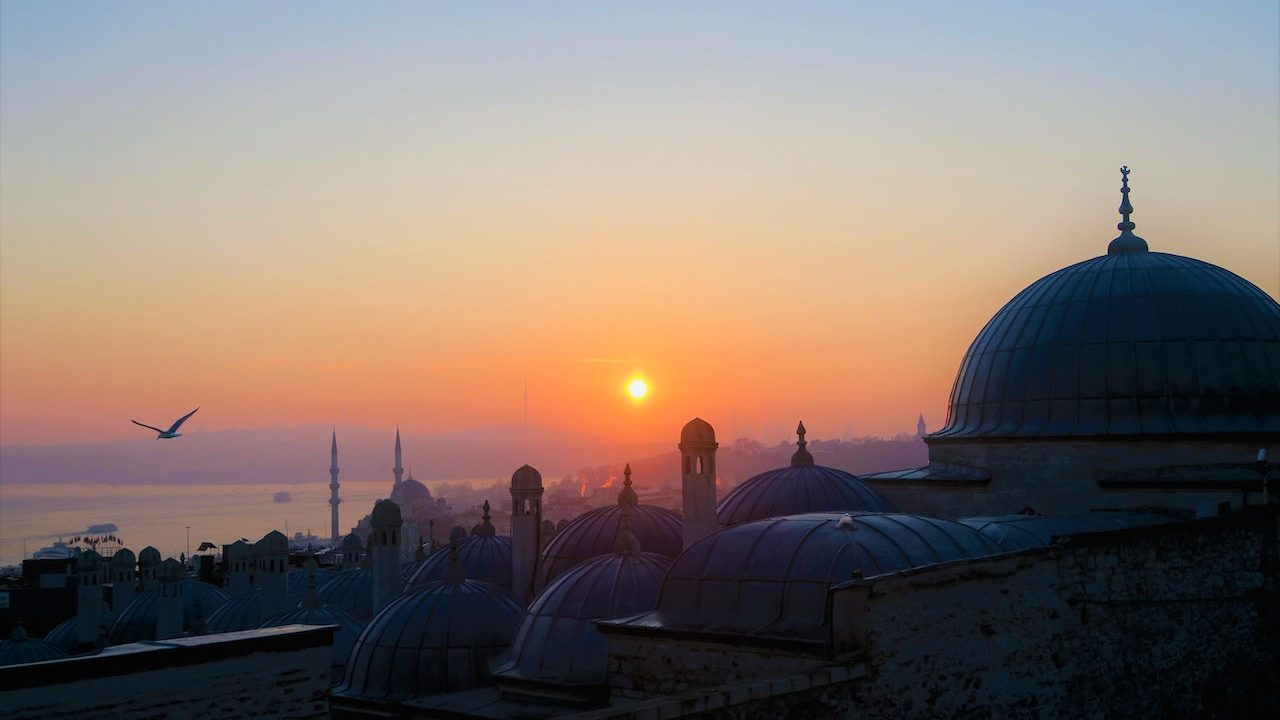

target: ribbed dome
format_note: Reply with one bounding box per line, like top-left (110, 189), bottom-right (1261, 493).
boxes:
top-left (256, 605), bottom-right (367, 682)
top-left (336, 579), bottom-right (523, 702)
top-left (498, 551), bottom-right (670, 688)
top-left (316, 568), bottom-right (374, 619)
top-left (647, 513), bottom-right (1002, 642)
top-left (206, 590), bottom-right (264, 633)
top-left (408, 535), bottom-right (512, 592)
top-left (0, 625), bottom-right (69, 666)
top-left (108, 580), bottom-right (231, 644)
top-left (936, 251), bottom-right (1280, 439)
top-left (43, 614), bottom-right (114, 653)
top-left (288, 567), bottom-right (335, 599)
top-left (680, 417), bottom-right (716, 446)
top-left (717, 424), bottom-right (896, 526)
top-left (535, 504), bottom-right (681, 593)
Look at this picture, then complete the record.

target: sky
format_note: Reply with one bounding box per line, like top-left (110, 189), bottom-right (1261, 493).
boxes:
top-left (1, 1), bottom-right (1277, 446)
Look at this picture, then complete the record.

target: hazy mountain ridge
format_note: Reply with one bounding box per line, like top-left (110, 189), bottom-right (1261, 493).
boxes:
top-left (0, 424), bottom-right (670, 486)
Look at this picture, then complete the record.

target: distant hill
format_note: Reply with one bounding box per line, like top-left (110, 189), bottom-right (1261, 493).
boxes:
top-left (0, 424), bottom-right (670, 486)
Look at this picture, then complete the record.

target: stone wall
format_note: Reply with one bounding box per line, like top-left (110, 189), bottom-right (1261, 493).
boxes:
top-left (874, 436), bottom-right (1269, 518)
top-left (598, 512), bottom-right (1277, 719)
top-left (0, 625), bottom-right (335, 720)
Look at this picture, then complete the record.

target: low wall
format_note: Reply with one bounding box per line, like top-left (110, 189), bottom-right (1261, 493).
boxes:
top-left (0, 624), bottom-right (335, 720)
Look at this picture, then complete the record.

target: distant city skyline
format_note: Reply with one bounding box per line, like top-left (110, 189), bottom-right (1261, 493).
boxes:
top-left (2, 2), bottom-right (1277, 446)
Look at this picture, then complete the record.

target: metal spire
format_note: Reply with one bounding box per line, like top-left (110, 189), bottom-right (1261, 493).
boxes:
top-left (1107, 166), bottom-right (1148, 254)
top-left (617, 463), bottom-right (639, 506)
top-left (790, 421), bottom-right (815, 467)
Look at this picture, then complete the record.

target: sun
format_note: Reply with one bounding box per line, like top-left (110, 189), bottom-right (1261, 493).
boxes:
top-left (628, 378), bottom-right (648, 399)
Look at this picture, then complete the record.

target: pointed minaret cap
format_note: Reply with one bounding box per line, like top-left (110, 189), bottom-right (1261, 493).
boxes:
top-left (790, 421), bottom-right (815, 467)
top-left (442, 542), bottom-right (466, 584)
top-left (616, 464), bottom-right (639, 506)
top-left (1108, 166), bottom-right (1148, 254)
top-left (613, 498), bottom-right (641, 555)
top-left (476, 500), bottom-right (497, 537)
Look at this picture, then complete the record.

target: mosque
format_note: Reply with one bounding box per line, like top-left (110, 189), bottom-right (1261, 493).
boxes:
top-left (0, 169), bottom-right (1276, 719)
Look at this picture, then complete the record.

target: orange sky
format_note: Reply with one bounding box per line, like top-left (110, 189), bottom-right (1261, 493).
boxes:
top-left (2, 3), bottom-right (1277, 446)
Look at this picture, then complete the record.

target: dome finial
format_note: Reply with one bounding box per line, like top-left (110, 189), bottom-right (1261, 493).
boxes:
top-left (790, 421), bottom-right (815, 467)
top-left (1108, 165), bottom-right (1148, 254)
top-left (443, 541), bottom-right (465, 584)
top-left (617, 463), bottom-right (639, 506)
top-left (613, 497), bottom-right (641, 554)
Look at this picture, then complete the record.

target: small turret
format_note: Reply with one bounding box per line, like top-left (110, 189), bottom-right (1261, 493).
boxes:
top-left (370, 499), bottom-right (404, 613)
top-left (510, 465), bottom-right (544, 604)
top-left (138, 546), bottom-right (162, 591)
top-left (255, 531), bottom-right (289, 616)
top-left (110, 548), bottom-right (137, 613)
top-left (75, 550), bottom-right (103, 648)
top-left (155, 558), bottom-right (184, 640)
top-left (679, 418), bottom-right (719, 549)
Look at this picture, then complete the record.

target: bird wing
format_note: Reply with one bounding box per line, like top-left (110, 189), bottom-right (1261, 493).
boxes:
top-left (167, 407), bottom-right (200, 433)
top-left (131, 419), bottom-right (166, 433)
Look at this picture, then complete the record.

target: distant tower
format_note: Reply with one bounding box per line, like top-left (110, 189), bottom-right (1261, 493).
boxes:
top-left (138, 546), bottom-right (162, 591)
top-left (76, 550), bottom-right (103, 648)
top-left (393, 426), bottom-right (405, 490)
top-left (255, 531), bottom-right (289, 616)
top-left (329, 429), bottom-right (341, 545)
top-left (224, 540), bottom-right (252, 594)
top-left (155, 558), bottom-right (184, 640)
top-left (510, 464), bottom-right (544, 604)
top-left (679, 418), bottom-right (719, 550)
top-left (110, 548), bottom-right (137, 614)
top-left (917, 413), bottom-right (927, 438)
top-left (370, 499), bottom-right (404, 613)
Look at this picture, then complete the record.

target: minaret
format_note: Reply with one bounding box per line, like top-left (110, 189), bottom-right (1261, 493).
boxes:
top-left (510, 464), bottom-right (544, 604)
top-left (916, 413), bottom-right (927, 438)
top-left (370, 499), bottom-right (404, 613)
top-left (329, 429), bottom-right (341, 546)
top-left (393, 426), bottom-right (405, 490)
top-left (679, 418), bottom-right (719, 549)
top-left (155, 558), bottom-right (184, 640)
top-left (110, 548), bottom-right (137, 614)
top-left (1108, 165), bottom-right (1148, 254)
top-left (76, 550), bottom-right (103, 648)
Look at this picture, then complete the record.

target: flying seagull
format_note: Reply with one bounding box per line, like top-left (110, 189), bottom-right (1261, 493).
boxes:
top-left (131, 407), bottom-right (199, 439)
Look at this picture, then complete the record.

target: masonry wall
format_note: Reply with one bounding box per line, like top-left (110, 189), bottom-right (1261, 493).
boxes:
top-left (597, 513), bottom-right (1277, 719)
top-left (874, 437), bottom-right (1265, 518)
top-left (0, 625), bottom-right (334, 720)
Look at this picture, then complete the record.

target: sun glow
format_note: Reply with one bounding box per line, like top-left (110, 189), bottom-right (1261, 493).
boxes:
top-left (628, 378), bottom-right (648, 399)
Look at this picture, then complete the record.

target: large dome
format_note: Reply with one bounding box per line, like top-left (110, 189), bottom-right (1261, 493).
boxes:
top-left (935, 250), bottom-right (1279, 439)
top-left (316, 567), bottom-right (374, 619)
top-left (639, 513), bottom-right (1003, 642)
top-left (336, 576), bottom-right (523, 701)
top-left (497, 550), bottom-right (670, 690)
top-left (107, 580), bottom-right (231, 644)
top-left (408, 535), bottom-right (512, 592)
top-left (717, 423), bottom-right (896, 526)
top-left (535, 471), bottom-right (682, 593)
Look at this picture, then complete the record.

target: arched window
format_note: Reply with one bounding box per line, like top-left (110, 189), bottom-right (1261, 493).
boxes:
top-left (695, 455), bottom-right (703, 474)
top-left (684, 456), bottom-right (691, 474)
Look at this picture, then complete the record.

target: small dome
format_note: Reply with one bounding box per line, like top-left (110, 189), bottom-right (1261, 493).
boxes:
top-left (649, 513), bottom-right (1002, 642)
top-left (340, 533), bottom-right (364, 553)
top-left (257, 530), bottom-right (289, 554)
top-left (111, 548), bottom-right (136, 571)
top-left (287, 567), bottom-right (335, 601)
top-left (409, 535), bottom-right (512, 592)
top-left (400, 478), bottom-right (433, 506)
top-left (256, 606), bottom-right (367, 681)
top-left (43, 614), bottom-right (113, 654)
top-left (717, 427), bottom-right (896, 526)
top-left (498, 551), bottom-right (670, 688)
top-left (511, 464), bottom-right (543, 490)
top-left (0, 623), bottom-right (69, 666)
top-left (157, 558), bottom-right (183, 582)
top-left (370, 499), bottom-right (402, 527)
top-left (336, 580), bottom-right (523, 701)
top-left (138, 547), bottom-right (161, 566)
top-left (207, 590), bottom-right (265, 634)
top-left (680, 417), bottom-right (717, 446)
top-left (535, 504), bottom-right (682, 593)
top-left (316, 568), bottom-right (374, 619)
top-left (77, 549), bottom-right (102, 572)
top-left (108, 580), bottom-right (231, 644)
